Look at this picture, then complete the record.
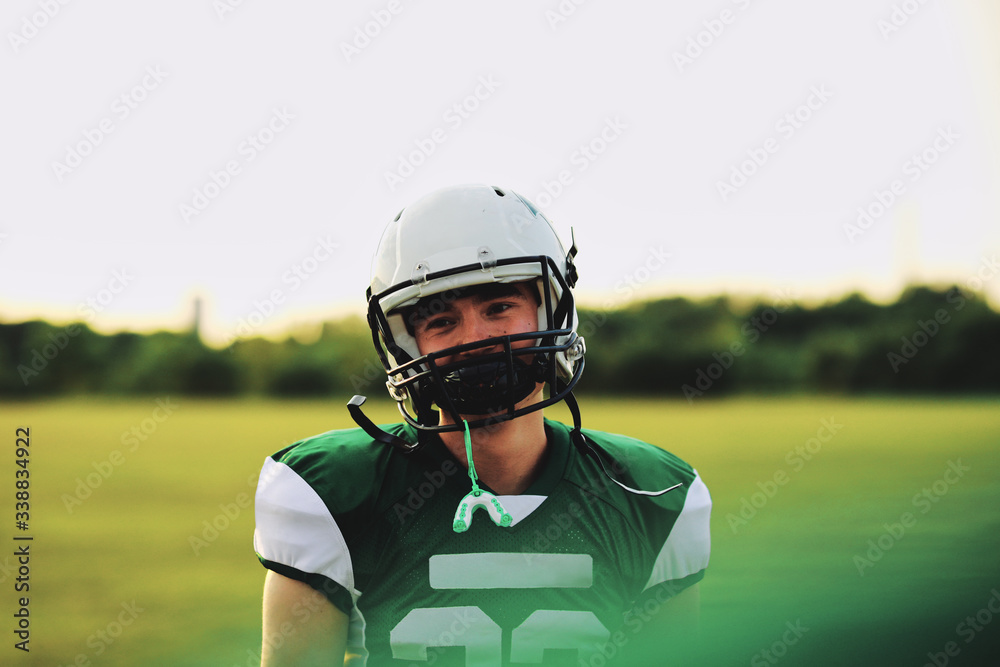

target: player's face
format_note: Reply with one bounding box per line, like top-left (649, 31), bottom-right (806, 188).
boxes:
top-left (411, 282), bottom-right (538, 364)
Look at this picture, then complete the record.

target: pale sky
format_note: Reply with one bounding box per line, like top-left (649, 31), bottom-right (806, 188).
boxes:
top-left (2, 0), bottom-right (998, 346)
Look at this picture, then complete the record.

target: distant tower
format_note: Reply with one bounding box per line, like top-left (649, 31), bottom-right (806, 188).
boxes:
top-left (894, 202), bottom-right (921, 288)
top-left (191, 296), bottom-right (203, 341)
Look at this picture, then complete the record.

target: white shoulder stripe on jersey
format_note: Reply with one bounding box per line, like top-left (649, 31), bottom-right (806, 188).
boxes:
top-left (253, 458), bottom-right (357, 602)
top-left (642, 471), bottom-right (711, 592)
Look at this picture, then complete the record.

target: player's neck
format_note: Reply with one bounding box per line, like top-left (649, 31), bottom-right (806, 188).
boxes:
top-left (439, 408), bottom-right (548, 496)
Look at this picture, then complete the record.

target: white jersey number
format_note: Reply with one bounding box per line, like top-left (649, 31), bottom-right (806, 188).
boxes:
top-left (389, 552), bottom-right (610, 665)
top-left (390, 607), bottom-right (608, 665)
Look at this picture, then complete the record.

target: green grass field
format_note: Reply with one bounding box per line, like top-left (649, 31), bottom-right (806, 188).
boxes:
top-left (2, 396), bottom-right (998, 666)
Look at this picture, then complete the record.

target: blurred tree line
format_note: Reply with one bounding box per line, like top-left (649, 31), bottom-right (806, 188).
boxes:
top-left (2, 285), bottom-right (998, 399)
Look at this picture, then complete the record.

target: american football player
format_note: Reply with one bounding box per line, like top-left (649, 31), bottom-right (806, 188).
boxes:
top-left (253, 184), bottom-right (711, 666)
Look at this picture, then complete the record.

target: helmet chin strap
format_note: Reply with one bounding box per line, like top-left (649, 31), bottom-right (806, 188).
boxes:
top-left (564, 393), bottom-right (685, 498)
top-left (347, 395), bottom-right (419, 453)
top-left (452, 420), bottom-right (512, 532)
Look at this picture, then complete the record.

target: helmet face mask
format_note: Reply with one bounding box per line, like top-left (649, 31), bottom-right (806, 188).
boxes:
top-left (365, 185), bottom-right (585, 433)
top-left (437, 354), bottom-right (542, 416)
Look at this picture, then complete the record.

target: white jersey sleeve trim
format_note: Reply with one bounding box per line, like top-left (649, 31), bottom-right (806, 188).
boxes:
top-left (642, 471), bottom-right (711, 592)
top-left (253, 457), bottom-right (356, 601)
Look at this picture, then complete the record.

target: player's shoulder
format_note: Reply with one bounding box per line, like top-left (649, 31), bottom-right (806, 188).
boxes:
top-left (260, 423), bottom-right (412, 515)
top-left (578, 424), bottom-right (698, 484)
top-left (547, 419), bottom-right (705, 510)
top-left (271, 424), bottom-right (402, 469)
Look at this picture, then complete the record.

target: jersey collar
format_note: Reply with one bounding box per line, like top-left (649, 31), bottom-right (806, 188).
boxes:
top-left (401, 418), bottom-right (572, 497)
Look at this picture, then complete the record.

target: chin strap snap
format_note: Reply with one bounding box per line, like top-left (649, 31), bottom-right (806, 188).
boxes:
top-left (453, 420), bottom-right (512, 532)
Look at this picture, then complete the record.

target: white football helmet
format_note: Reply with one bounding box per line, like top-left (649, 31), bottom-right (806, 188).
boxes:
top-left (363, 183), bottom-right (585, 436)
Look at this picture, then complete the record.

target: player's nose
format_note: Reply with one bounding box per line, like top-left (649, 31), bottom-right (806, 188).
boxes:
top-left (455, 314), bottom-right (500, 356)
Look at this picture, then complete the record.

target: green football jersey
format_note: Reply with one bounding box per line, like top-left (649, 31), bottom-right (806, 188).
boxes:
top-left (254, 418), bottom-right (711, 666)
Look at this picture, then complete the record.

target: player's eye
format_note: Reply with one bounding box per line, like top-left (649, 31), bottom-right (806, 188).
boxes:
top-left (485, 301), bottom-right (515, 316)
top-left (422, 316), bottom-right (454, 331)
